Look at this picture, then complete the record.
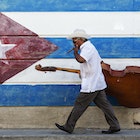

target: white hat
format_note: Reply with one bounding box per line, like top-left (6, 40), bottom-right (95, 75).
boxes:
top-left (67, 29), bottom-right (91, 39)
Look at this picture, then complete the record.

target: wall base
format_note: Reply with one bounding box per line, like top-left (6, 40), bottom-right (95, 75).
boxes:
top-left (0, 106), bottom-right (139, 129)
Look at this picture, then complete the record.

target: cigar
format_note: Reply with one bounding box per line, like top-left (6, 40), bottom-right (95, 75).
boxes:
top-left (66, 48), bottom-right (74, 53)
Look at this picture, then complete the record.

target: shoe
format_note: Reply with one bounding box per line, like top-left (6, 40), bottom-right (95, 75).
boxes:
top-left (55, 123), bottom-right (72, 134)
top-left (102, 129), bottom-right (120, 134)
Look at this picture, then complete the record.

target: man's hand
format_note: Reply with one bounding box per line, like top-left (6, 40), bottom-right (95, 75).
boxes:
top-left (73, 46), bottom-right (79, 53)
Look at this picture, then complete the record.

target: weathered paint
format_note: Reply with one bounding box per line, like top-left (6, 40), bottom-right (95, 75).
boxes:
top-left (0, 0), bottom-right (139, 107)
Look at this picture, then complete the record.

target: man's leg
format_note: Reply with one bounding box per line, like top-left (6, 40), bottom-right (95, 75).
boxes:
top-left (94, 90), bottom-right (120, 132)
top-left (56, 92), bottom-right (98, 133)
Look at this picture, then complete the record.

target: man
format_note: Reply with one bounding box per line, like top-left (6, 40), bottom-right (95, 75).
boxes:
top-left (55, 29), bottom-right (120, 134)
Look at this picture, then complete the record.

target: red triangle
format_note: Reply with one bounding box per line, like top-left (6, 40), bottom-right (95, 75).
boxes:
top-left (0, 13), bottom-right (58, 83)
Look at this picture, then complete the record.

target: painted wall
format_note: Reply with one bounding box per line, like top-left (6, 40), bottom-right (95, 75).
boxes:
top-left (0, 0), bottom-right (140, 106)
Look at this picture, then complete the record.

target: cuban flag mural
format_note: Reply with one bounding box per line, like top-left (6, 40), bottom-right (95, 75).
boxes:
top-left (0, 0), bottom-right (139, 107)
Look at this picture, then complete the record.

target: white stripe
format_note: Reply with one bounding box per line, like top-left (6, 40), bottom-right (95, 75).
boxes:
top-left (3, 58), bottom-right (140, 85)
top-left (2, 12), bottom-right (140, 37)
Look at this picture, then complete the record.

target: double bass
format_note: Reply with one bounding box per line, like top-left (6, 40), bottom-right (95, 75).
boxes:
top-left (35, 62), bottom-right (140, 108)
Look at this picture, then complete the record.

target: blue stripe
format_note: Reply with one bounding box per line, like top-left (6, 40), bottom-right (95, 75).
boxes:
top-left (0, 0), bottom-right (139, 11)
top-left (0, 85), bottom-right (119, 106)
top-left (46, 38), bottom-right (140, 58)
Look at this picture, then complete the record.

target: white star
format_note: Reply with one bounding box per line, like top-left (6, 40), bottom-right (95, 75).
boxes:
top-left (0, 40), bottom-right (16, 64)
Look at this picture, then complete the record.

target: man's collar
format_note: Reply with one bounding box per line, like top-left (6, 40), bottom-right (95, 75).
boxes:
top-left (80, 40), bottom-right (89, 49)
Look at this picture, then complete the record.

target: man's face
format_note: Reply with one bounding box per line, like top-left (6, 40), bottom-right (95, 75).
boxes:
top-left (72, 38), bottom-right (82, 48)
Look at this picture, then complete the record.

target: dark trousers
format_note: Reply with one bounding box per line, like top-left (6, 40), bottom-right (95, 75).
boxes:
top-left (64, 90), bottom-right (120, 132)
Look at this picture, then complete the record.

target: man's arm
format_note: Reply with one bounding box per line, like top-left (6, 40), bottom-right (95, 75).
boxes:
top-left (73, 47), bottom-right (86, 63)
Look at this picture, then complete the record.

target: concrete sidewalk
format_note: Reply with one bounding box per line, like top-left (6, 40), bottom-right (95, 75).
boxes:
top-left (0, 129), bottom-right (139, 140)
